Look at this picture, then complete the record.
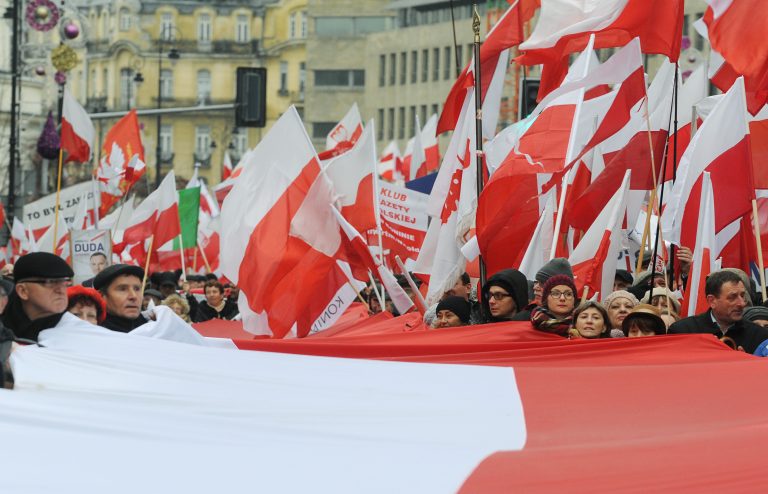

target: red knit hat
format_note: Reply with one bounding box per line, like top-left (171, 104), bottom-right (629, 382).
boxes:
top-left (67, 285), bottom-right (108, 322)
top-left (541, 274), bottom-right (577, 307)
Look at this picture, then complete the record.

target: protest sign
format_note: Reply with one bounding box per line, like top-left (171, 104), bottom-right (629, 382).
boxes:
top-left (70, 229), bottom-right (112, 283)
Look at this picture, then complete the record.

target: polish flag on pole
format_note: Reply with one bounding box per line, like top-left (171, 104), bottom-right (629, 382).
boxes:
top-left (323, 121), bottom-right (378, 234)
top-left (222, 151), bottom-right (234, 181)
top-left (419, 114), bottom-right (440, 176)
top-left (331, 206), bottom-right (414, 315)
top-left (221, 107), bottom-right (359, 338)
top-left (518, 192), bottom-right (556, 280)
top-left (568, 170), bottom-right (630, 300)
top-left (320, 103), bottom-right (364, 160)
top-left (378, 141), bottom-right (401, 182)
top-left (680, 172), bottom-right (716, 318)
top-left (662, 77), bottom-right (754, 250)
top-left (10, 217), bottom-right (31, 259)
top-left (437, 0), bottom-right (533, 134)
top-left (408, 117), bottom-right (427, 181)
top-left (61, 88), bottom-right (95, 164)
top-left (121, 171), bottom-right (181, 249)
top-left (34, 214), bottom-right (70, 258)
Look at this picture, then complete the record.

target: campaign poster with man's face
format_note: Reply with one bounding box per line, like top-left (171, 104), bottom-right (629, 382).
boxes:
top-left (71, 229), bottom-right (113, 284)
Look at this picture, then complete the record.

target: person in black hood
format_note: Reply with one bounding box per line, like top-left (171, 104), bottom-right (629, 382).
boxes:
top-left (1, 252), bottom-right (74, 342)
top-left (94, 264), bottom-right (148, 332)
top-left (480, 269), bottom-right (531, 323)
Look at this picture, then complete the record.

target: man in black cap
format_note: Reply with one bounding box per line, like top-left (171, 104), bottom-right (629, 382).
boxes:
top-left (1, 252), bottom-right (74, 341)
top-left (94, 264), bottom-right (148, 332)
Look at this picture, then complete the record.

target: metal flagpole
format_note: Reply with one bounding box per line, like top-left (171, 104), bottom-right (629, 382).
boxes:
top-left (472, 3), bottom-right (487, 287)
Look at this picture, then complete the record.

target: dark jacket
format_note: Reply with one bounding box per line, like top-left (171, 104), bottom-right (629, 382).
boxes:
top-left (0, 292), bottom-right (64, 342)
top-left (194, 299), bottom-right (239, 322)
top-left (669, 310), bottom-right (768, 354)
top-left (480, 269), bottom-right (531, 323)
top-left (100, 313), bottom-right (149, 333)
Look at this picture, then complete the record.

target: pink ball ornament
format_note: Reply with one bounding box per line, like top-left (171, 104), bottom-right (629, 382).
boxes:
top-left (35, 65), bottom-right (46, 76)
top-left (64, 22), bottom-right (80, 40)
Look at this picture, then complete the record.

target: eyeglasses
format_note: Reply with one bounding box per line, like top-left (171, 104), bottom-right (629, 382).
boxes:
top-left (20, 278), bottom-right (73, 288)
top-left (548, 290), bottom-right (574, 299)
top-left (488, 292), bottom-right (512, 301)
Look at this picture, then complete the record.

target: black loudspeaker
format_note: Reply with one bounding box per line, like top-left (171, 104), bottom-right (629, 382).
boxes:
top-left (519, 78), bottom-right (540, 119)
top-left (236, 67), bottom-right (267, 128)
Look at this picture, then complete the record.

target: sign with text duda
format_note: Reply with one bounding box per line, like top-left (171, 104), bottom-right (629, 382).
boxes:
top-left (23, 182), bottom-right (99, 235)
top-left (370, 183), bottom-right (428, 266)
top-left (70, 229), bottom-right (112, 284)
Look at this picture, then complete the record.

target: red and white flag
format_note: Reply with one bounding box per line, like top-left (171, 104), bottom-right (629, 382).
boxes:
top-left (222, 151), bottom-right (234, 181)
top-left (10, 217), bottom-right (31, 260)
top-left (319, 103), bottom-right (364, 161)
top-left (518, 0), bottom-right (683, 100)
top-left (420, 114), bottom-right (440, 175)
top-left (324, 121), bottom-right (378, 234)
top-left (96, 110), bottom-right (146, 216)
top-left (568, 170), bottom-right (630, 300)
top-left (34, 214), bottom-right (70, 258)
top-left (438, 0), bottom-right (534, 134)
top-left (331, 207), bottom-right (414, 315)
top-left (518, 192), bottom-right (556, 280)
top-left (680, 172), bottom-right (716, 318)
top-left (378, 141), bottom-right (401, 182)
top-left (662, 77), bottom-right (754, 251)
top-left (220, 107), bottom-right (358, 338)
top-left (61, 88), bottom-right (95, 164)
top-left (121, 171), bottom-right (181, 249)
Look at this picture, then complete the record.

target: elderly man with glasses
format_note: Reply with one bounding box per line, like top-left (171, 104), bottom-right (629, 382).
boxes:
top-left (1, 252), bottom-right (74, 342)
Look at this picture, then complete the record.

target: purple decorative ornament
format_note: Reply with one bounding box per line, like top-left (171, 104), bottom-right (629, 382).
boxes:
top-left (37, 112), bottom-right (61, 160)
top-left (54, 71), bottom-right (67, 85)
top-left (681, 36), bottom-right (691, 51)
top-left (63, 22), bottom-right (80, 40)
top-left (26, 0), bottom-right (60, 32)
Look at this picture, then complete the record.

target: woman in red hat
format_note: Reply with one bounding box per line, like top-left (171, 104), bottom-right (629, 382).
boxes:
top-left (67, 285), bottom-right (107, 325)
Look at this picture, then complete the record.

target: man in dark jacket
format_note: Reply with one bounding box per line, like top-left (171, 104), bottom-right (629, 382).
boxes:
top-left (669, 270), bottom-right (768, 354)
top-left (95, 264), bottom-right (148, 332)
top-left (1, 252), bottom-right (74, 342)
top-left (480, 269), bottom-right (531, 323)
top-left (194, 280), bottom-right (239, 322)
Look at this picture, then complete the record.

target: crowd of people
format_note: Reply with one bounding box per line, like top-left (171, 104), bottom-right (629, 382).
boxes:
top-left (364, 253), bottom-right (768, 357)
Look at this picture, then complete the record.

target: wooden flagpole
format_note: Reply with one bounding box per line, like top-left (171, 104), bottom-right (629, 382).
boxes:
top-left (197, 244), bottom-right (212, 273)
top-left (395, 255), bottom-right (428, 314)
top-left (140, 234), bottom-right (155, 299)
top-left (52, 147), bottom-right (65, 248)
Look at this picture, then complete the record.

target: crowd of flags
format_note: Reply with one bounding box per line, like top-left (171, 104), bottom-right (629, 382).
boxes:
top-left (5, 0), bottom-right (768, 336)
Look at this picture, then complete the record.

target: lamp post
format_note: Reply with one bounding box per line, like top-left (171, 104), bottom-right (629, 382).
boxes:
top-left (154, 26), bottom-right (180, 190)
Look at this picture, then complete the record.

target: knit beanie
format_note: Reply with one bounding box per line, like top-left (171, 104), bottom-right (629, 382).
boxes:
top-left (602, 290), bottom-right (640, 309)
top-left (435, 296), bottom-right (471, 324)
top-left (743, 305), bottom-right (768, 324)
top-left (541, 274), bottom-right (577, 307)
top-left (535, 258), bottom-right (574, 284)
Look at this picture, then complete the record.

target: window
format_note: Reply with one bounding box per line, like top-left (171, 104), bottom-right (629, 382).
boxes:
top-left (160, 12), bottom-right (174, 40)
top-left (102, 68), bottom-right (109, 96)
top-left (232, 128), bottom-right (248, 155)
top-left (694, 29), bottom-right (705, 51)
top-left (399, 52), bottom-right (406, 85)
top-left (119, 8), bottom-right (131, 31)
top-left (433, 47), bottom-right (440, 81)
top-left (197, 69), bottom-right (211, 103)
top-left (119, 68), bottom-right (133, 109)
top-left (315, 16), bottom-right (390, 36)
top-left (409, 106), bottom-right (416, 136)
top-left (683, 14), bottom-right (690, 37)
top-left (90, 69), bottom-right (96, 94)
top-left (420, 105), bottom-right (427, 127)
top-left (432, 104), bottom-right (439, 118)
top-left (444, 46), bottom-right (451, 80)
top-left (389, 53), bottom-right (396, 85)
top-left (387, 108), bottom-right (395, 140)
top-left (160, 125), bottom-right (173, 157)
top-left (410, 50), bottom-right (417, 84)
top-left (299, 62), bottom-right (306, 100)
top-left (467, 44), bottom-right (473, 64)
top-left (377, 109), bottom-right (384, 141)
top-left (456, 45), bottom-right (463, 68)
top-left (379, 55), bottom-right (386, 87)
top-left (422, 49), bottom-right (429, 82)
top-left (398, 107), bottom-right (405, 139)
top-left (289, 12), bottom-right (297, 38)
top-left (300, 11), bottom-right (307, 38)
top-left (236, 14), bottom-right (250, 43)
top-left (195, 125), bottom-right (212, 157)
top-left (160, 69), bottom-right (173, 99)
top-left (101, 12), bottom-right (109, 38)
top-left (198, 13), bottom-right (212, 42)
top-left (314, 70), bottom-right (364, 87)
top-left (280, 61), bottom-right (288, 93)
top-left (313, 122), bottom-right (337, 139)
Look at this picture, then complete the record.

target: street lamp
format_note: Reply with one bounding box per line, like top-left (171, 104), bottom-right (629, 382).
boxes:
top-left (154, 26), bottom-right (181, 190)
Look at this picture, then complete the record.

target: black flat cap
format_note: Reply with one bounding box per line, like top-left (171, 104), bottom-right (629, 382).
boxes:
top-left (143, 289), bottom-right (163, 299)
top-left (14, 252), bottom-right (74, 281)
top-left (93, 264), bottom-right (144, 291)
